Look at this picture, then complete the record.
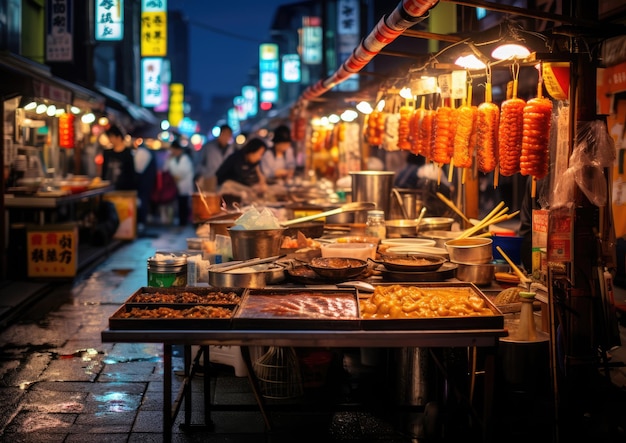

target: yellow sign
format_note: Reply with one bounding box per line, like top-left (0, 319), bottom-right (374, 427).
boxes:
top-left (27, 224), bottom-right (78, 278)
top-left (169, 83), bottom-right (184, 127)
top-left (141, 11), bottom-right (167, 57)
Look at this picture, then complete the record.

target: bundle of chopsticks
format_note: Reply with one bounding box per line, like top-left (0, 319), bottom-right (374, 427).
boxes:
top-left (455, 201), bottom-right (519, 240)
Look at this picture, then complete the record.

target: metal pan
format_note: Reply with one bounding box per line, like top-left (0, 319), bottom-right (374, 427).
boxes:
top-left (373, 254), bottom-right (446, 272)
top-left (308, 257), bottom-right (368, 280)
top-left (208, 263), bottom-right (286, 288)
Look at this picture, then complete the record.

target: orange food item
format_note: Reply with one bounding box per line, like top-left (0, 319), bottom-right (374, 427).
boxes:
top-left (417, 109), bottom-right (434, 159)
top-left (398, 106), bottom-right (413, 151)
top-left (476, 102), bottom-right (500, 173)
top-left (452, 105), bottom-right (477, 168)
top-left (520, 97), bottom-right (553, 179)
top-left (498, 97), bottom-right (526, 176)
top-left (431, 106), bottom-right (455, 164)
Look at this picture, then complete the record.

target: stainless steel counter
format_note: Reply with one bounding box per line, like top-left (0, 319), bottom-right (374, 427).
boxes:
top-left (4, 185), bottom-right (114, 208)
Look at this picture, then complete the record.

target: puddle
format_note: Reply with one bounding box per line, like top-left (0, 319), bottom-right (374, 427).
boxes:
top-left (93, 391), bottom-right (141, 414)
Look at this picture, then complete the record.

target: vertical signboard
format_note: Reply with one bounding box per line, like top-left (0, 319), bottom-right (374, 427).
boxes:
top-left (242, 86), bottom-right (258, 118)
top-left (282, 54), bottom-right (301, 83)
top-left (46, 0), bottom-right (73, 62)
top-left (169, 83), bottom-right (184, 127)
top-left (141, 57), bottom-right (163, 107)
top-left (336, 0), bottom-right (359, 91)
top-left (141, 0), bottom-right (167, 57)
top-left (301, 16), bottom-right (322, 65)
top-left (259, 43), bottom-right (279, 104)
top-left (95, 0), bottom-right (124, 41)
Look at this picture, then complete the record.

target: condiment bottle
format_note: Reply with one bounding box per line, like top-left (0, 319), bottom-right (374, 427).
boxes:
top-left (516, 291), bottom-right (537, 341)
top-left (365, 210), bottom-right (386, 239)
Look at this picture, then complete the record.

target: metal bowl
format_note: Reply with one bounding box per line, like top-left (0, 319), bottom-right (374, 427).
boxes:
top-left (417, 217), bottom-right (455, 232)
top-left (284, 221), bottom-right (325, 239)
top-left (208, 263), bottom-right (286, 288)
top-left (444, 238), bottom-right (493, 264)
top-left (228, 227), bottom-right (286, 260)
top-left (419, 230), bottom-right (463, 248)
top-left (308, 257), bottom-right (368, 280)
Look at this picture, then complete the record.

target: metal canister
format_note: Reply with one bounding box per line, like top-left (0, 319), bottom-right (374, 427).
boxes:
top-left (147, 254), bottom-right (188, 287)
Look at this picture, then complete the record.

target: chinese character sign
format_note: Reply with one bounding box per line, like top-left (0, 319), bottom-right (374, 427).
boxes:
top-left (142, 58), bottom-right (163, 107)
top-left (141, 11), bottom-right (167, 56)
top-left (46, 0), bottom-right (73, 62)
top-left (95, 0), bottom-right (124, 41)
top-left (27, 225), bottom-right (78, 277)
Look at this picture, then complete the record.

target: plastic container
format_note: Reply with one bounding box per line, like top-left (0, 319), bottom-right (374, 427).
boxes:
top-left (320, 242), bottom-right (377, 261)
top-left (491, 235), bottom-right (524, 264)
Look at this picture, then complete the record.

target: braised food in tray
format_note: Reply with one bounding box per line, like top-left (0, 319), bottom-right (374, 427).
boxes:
top-left (117, 305), bottom-right (234, 319)
top-left (360, 284), bottom-right (495, 319)
top-left (237, 291), bottom-right (359, 319)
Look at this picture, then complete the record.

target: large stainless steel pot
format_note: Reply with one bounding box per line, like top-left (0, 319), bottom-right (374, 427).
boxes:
top-left (350, 171), bottom-right (395, 222)
top-left (208, 263), bottom-right (286, 288)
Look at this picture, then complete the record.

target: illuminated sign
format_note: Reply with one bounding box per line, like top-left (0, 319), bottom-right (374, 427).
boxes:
top-left (141, 58), bottom-right (163, 107)
top-left (154, 59), bottom-right (171, 112)
top-left (301, 16), bottom-right (322, 64)
top-left (242, 85), bottom-right (258, 118)
top-left (27, 224), bottom-right (78, 277)
top-left (95, 0), bottom-right (124, 41)
top-left (259, 43), bottom-right (279, 104)
top-left (169, 83), bottom-right (184, 127)
top-left (336, 0), bottom-right (359, 92)
top-left (282, 54), bottom-right (301, 83)
top-left (141, 0), bottom-right (167, 57)
top-left (46, 0), bottom-right (73, 62)
top-left (227, 108), bottom-right (240, 133)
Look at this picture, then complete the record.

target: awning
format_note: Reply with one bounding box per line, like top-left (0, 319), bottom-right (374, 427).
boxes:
top-left (96, 84), bottom-right (159, 127)
top-left (0, 53), bottom-right (105, 111)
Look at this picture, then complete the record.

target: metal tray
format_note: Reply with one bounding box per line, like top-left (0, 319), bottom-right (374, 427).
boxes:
top-left (360, 282), bottom-right (504, 330)
top-left (233, 288), bottom-right (361, 330)
top-left (109, 303), bottom-right (237, 330)
top-left (125, 286), bottom-right (244, 305)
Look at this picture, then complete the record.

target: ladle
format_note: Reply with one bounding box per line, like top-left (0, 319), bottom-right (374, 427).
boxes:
top-left (392, 189), bottom-right (409, 219)
top-left (281, 201), bottom-right (376, 227)
top-left (415, 206), bottom-right (427, 229)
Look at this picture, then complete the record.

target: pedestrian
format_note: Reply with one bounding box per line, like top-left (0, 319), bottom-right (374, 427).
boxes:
top-left (164, 140), bottom-right (194, 226)
top-left (261, 125), bottom-right (296, 182)
top-left (102, 125), bottom-right (136, 191)
top-left (195, 124), bottom-right (234, 190)
top-left (216, 137), bottom-right (267, 191)
top-left (133, 135), bottom-right (157, 232)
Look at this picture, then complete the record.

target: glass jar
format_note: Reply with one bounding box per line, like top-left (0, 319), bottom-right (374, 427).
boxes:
top-left (365, 210), bottom-right (386, 239)
top-left (147, 255), bottom-right (188, 287)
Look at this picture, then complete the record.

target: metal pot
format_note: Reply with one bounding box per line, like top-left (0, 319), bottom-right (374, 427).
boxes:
top-left (284, 221), bottom-right (325, 239)
top-left (385, 219), bottom-right (419, 238)
top-left (208, 263), bottom-right (286, 288)
top-left (445, 238), bottom-right (493, 264)
top-left (417, 217), bottom-right (455, 232)
top-left (455, 262), bottom-right (495, 286)
top-left (228, 227), bottom-right (286, 260)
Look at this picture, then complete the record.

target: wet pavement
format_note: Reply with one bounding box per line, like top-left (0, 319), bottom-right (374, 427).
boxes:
top-left (0, 224), bottom-right (625, 442)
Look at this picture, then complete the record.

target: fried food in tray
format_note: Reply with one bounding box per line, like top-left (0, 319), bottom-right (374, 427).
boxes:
top-left (117, 305), bottom-right (234, 319)
top-left (360, 283), bottom-right (503, 330)
top-left (126, 286), bottom-right (243, 304)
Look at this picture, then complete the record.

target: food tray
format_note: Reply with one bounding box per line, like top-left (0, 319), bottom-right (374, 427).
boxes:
top-left (360, 282), bottom-right (504, 331)
top-left (125, 286), bottom-right (244, 305)
top-left (233, 288), bottom-right (361, 330)
top-left (109, 303), bottom-right (237, 330)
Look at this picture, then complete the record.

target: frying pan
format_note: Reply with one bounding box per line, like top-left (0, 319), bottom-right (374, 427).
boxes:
top-left (373, 254), bottom-right (446, 272)
top-left (308, 257), bottom-right (368, 280)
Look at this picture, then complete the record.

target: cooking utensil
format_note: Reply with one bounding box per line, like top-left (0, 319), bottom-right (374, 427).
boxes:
top-left (281, 201), bottom-right (376, 226)
top-left (436, 192), bottom-right (472, 226)
top-left (308, 257), bottom-right (368, 280)
top-left (372, 254), bottom-right (446, 272)
top-left (445, 238), bottom-right (493, 264)
top-left (228, 227), bottom-right (286, 260)
top-left (385, 219), bottom-right (420, 238)
top-left (495, 245), bottom-right (530, 284)
top-left (209, 255), bottom-right (284, 272)
top-left (455, 262), bottom-right (495, 286)
top-left (417, 217), bottom-right (455, 232)
top-left (392, 188), bottom-right (409, 219)
top-left (415, 206), bottom-right (427, 229)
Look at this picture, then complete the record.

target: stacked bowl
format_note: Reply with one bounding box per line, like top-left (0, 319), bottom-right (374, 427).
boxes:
top-left (444, 238), bottom-right (495, 286)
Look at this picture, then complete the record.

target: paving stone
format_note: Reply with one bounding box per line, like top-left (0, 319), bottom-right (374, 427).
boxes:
top-left (3, 411), bottom-right (77, 434)
top-left (21, 389), bottom-right (88, 413)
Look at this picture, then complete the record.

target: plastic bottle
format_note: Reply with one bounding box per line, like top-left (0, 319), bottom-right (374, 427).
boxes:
top-left (365, 210), bottom-right (386, 239)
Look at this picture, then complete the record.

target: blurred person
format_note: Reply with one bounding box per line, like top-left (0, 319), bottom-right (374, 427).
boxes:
top-left (216, 137), bottom-right (267, 192)
top-left (261, 125), bottom-right (296, 182)
top-left (133, 135), bottom-right (157, 231)
top-left (164, 140), bottom-right (194, 226)
top-left (196, 124), bottom-right (234, 189)
top-left (102, 125), bottom-right (136, 191)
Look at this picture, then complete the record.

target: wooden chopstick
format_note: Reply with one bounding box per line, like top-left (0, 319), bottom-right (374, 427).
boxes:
top-left (436, 192), bottom-right (472, 225)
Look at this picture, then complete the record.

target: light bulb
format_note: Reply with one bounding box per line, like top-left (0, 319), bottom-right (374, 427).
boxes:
top-left (491, 43), bottom-right (530, 60)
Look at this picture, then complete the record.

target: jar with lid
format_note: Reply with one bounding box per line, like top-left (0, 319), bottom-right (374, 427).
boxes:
top-left (147, 253), bottom-right (188, 287)
top-left (365, 210), bottom-right (386, 239)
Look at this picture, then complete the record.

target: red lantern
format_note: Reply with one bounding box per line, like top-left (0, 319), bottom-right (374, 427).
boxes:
top-left (59, 113), bottom-right (75, 148)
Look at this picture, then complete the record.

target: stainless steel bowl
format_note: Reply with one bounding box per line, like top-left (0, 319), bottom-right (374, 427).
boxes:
top-left (208, 263), bottom-right (286, 288)
top-left (385, 219), bottom-right (419, 238)
top-left (228, 227), bottom-right (286, 260)
top-left (444, 238), bottom-right (493, 264)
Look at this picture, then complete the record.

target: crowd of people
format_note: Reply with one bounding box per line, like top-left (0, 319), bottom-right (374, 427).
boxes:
top-left (99, 123), bottom-right (297, 231)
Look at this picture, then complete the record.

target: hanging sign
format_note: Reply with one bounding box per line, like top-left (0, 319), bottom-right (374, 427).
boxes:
top-left (438, 74), bottom-right (452, 99)
top-left (141, 0), bottom-right (167, 57)
top-left (58, 113), bottom-right (75, 148)
top-left (282, 54), bottom-right (301, 83)
top-left (95, 0), bottom-right (124, 41)
top-left (259, 43), bottom-right (279, 104)
top-left (543, 62), bottom-right (570, 101)
top-left (451, 70), bottom-right (467, 100)
top-left (336, 0), bottom-right (360, 92)
top-left (27, 224), bottom-right (78, 278)
top-left (141, 57), bottom-right (163, 107)
top-left (46, 0), bottom-right (73, 62)
top-left (168, 83), bottom-right (184, 127)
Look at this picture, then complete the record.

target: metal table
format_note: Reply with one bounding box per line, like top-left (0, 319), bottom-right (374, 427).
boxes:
top-left (101, 327), bottom-right (508, 442)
